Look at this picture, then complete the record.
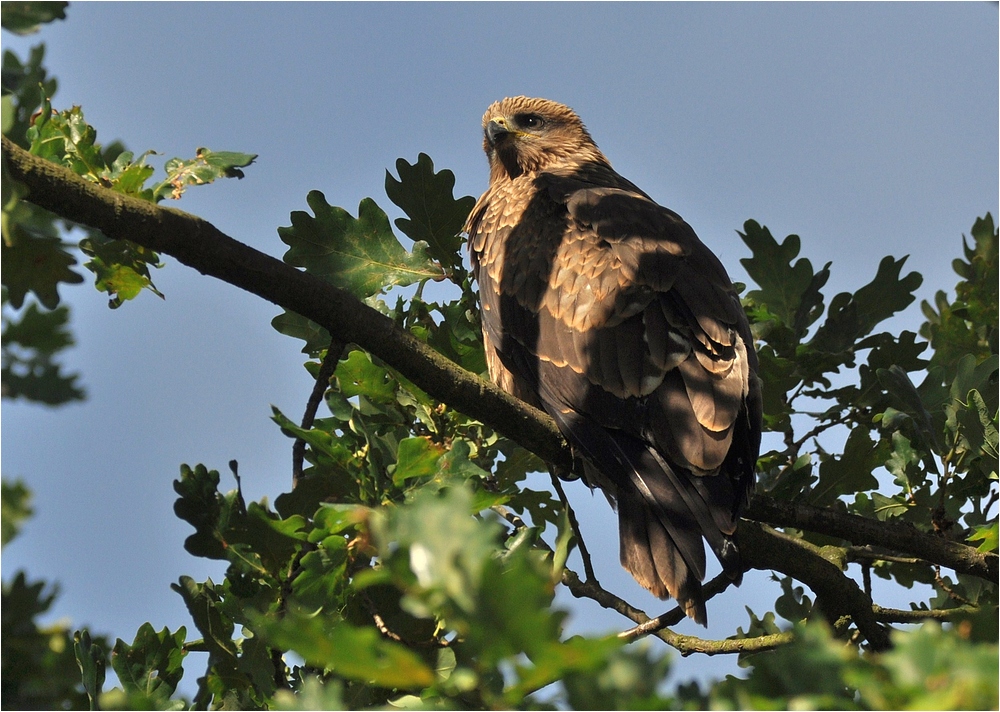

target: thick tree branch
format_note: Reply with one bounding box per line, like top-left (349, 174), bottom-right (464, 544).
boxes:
top-left (744, 495), bottom-right (997, 581)
top-left (736, 522), bottom-right (892, 651)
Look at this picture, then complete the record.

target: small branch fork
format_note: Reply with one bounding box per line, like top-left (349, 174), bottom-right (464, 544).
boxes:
top-left (5, 136), bottom-right (994, 658)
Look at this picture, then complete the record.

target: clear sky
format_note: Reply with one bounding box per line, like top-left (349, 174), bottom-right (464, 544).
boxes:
top-left (3, 1), bottom-right (997, 696)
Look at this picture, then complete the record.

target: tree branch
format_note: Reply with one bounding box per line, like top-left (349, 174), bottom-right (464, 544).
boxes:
top-left (562, 569), bottom-right (793, 656)
top-left (743, 494), bottom-right (997, 581)
top-left (735, 522), bottom-right (892, 651)
top-left (2, 135), bottom-right (574, 476)
top-left (293, 339), bottom-right (345, 488)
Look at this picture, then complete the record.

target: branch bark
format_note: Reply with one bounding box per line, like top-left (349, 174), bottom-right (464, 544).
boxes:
top-left (736, 522), bottom-right (892, 652)
top-left (744, 495), bottom-right (996, 581)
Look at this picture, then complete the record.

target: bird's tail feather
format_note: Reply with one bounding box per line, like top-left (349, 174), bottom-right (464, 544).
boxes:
top-left (547, 407), bottom-right (740, 625)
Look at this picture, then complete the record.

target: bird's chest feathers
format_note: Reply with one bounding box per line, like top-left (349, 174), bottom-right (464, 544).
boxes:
top-left (475, 181), bottom-right (632, 332)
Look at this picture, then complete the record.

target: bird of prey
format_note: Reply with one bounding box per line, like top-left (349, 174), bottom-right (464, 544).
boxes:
top-left (464, 96), bottom-right (761, 624)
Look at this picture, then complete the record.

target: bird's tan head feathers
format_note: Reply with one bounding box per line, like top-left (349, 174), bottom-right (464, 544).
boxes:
top-left (481, 96), bottom-right (606, 180)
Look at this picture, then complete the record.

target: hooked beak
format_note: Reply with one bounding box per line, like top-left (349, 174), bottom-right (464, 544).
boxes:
top-left (485, 118), bottom-right (511, 146)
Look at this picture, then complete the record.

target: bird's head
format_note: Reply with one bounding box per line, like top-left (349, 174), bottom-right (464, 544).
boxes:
top-left (481, 96), bottom-right (605, 181)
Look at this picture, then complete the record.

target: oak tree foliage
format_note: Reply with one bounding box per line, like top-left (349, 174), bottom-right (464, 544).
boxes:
top-left (2, 4), bottom-right (997, 710)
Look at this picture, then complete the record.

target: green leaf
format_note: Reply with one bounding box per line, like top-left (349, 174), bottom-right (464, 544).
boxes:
top-left (860, 622), bottom-right (999, 710)
top-left (1, 233), bottom-right (84, 309)
top-left (278, 191), bottom-right (444, 299)
top-left (110, 624), bottom-right (186, 702)
top-left (270, 676), bottom-right (345, 711)
top-left (968, 522), bottom-right (998, 553)
top-left (170, 577), bottom-right (237, 664)
top-left (335, 349), bottom-right (397, 403)
top-left (810, 429), bottom-right (885, 506)
top-left (1, 478), bottom-right (32, 548)
top-left (869, 492), bottom-right (909, 521)
top-left (560, 642), bottom-right (673, 711)
top-left (550, 506), bottom-right (574, 584)
top-left (392, 436), bottom-right (446, 486)
top-left (739, 220), bottom-right (829, 337)
top-left (79, 233), bottom-right (163, 308)
top-left (812, 256), bottom-right (923, 353)
top-left (73, 629), bottom-right (106, 711)
top-left (373, 483), bottom-right (501, 618)
top-left (1, 2), bottom-right (67, 35)
top-left (467, 543), bottom-right (564, 669)
top-left (270, 309), bottom-right (332, 356)
top-left (955, 388), bottom-right (999, 478)
top-left (151, 148), bottom-right (256, 201)
top-left (257, 611), bottom-right (435, 690)
top-left (384, 153), bottom-right (476, 271)
top-left (884, 431), bottom-right (925, 491)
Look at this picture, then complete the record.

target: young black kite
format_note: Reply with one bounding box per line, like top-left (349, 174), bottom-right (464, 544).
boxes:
top-left (465, 96), bottom-right (762, 624)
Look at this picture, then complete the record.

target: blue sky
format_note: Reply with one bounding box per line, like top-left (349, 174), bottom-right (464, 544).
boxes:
top-left (3, 1), bottom-right (997, 695)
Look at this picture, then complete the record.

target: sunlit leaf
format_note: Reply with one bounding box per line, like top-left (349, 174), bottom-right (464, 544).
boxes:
top-left (257, 611), bottom-right (435, 690)
top-left (110, 623), bottom-right (186, 702)
top-left (278, 191), bottom-right (444, 299)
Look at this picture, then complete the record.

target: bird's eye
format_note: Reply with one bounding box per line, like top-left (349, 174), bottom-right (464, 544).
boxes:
top-left (515, 113), bottom-right (545, 130)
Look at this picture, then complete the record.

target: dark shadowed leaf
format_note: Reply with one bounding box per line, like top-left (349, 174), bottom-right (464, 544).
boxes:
top-left (73, 629), bottom-right (106, 709)
top-left (1, 478), bottom-right (32, 548)
top-left (0, 2), bottom-right (66, 35)
top-left (810, 429), bottom-right (885, 506)
top-left (739, 221), bottom-right (829, 336)
top-left (385, 153), bottom-right (476, 270)
top-left (1, 300), bottom-right (84, 404)
top-left (811, 256), bottom-right (922, 353)
top-left (1, 234), bottom-right (83, 309)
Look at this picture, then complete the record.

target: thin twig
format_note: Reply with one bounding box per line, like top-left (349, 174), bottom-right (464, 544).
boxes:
top-left (872, 604), bottom-right (980, 624)
top-left (933, 565), bottom-right (974, 606)
top-left (562, 568), bottom-right (792, 656)
top-left (846, 546), bottom-right (923, 566)
top-left (548, 470), bottom-right (598, 584)
top-left (617, 571), bottom-right (737, 642)
top-left (292, 339), bottom-right (345, 488)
